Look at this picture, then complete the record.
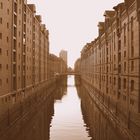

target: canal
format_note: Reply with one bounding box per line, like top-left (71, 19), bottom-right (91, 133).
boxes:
top-left (1, 76), bottom-right (126, 140)
top-left (50, 76), bottom-right (91, 140)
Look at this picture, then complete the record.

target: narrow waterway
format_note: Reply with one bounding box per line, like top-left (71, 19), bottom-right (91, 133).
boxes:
top-left (49, 76), bottom-right (124, 140)
top-left (50, 76), bottom-right (91, 140)
top-left (1, 76), bottom-right (125, 140)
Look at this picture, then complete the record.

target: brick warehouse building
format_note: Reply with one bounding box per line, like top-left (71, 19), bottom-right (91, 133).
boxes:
top-left (0, 1), bottom-right (67, 102)
top-left (75, 0), bottom-right (140, 139)
top-left (0, 0), bottom-right (67, 127)
top-left (48, 53), bottom-right (67, 80)
top-left (0, 0), bottom-right (49, 96)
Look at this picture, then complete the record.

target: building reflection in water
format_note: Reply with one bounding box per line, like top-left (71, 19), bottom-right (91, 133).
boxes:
top-left (2, 76), bottom-right (130, 140)
top-left (22, 77), bottom-right (68, 140)
top-left (76, 79), bottom-right (126, 140)
top-left (50, 76), bottom-right (91, 140)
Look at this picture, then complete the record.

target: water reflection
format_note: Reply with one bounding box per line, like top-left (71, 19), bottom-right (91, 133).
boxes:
top-left (1, 76), bottom-right (127, 140)
top-left (77, 85), bottom-right (124, 140)
top-left (50, 76), bottom-right (91, 140)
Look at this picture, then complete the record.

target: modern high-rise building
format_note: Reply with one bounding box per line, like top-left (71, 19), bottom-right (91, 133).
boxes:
top-left (59, 50), bottom-right (67, 66)
top-left (48, 53), bottom-right (67, 79)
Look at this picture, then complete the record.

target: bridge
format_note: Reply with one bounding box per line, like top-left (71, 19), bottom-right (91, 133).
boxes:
top-left (60, 72), bottom-right (80, 76)
top-left (54, 71), bottom-right (80, 76)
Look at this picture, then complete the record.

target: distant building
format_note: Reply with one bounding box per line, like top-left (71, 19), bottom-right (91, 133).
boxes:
top-left (48, 54), bottom-right (67, 78)
top-left (59, 50), bottom-right (67, 66)
top-left (67, 67), bottom-right (73, 73)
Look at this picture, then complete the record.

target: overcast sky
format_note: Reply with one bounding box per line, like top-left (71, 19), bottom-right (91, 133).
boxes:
top-left (28, 0), bottom-right (123, 67)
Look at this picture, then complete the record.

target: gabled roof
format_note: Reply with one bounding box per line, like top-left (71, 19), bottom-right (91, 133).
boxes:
top-left (104, 10), bottom-right (116, 18)
top-left (28, 4), bottom-right (36, 13)
top-left (98, 22), bottom-right (105, 29)
top-left (35, 15), bottom-right (42, 23)
top-left (113, 3), bottom-right (125, 12)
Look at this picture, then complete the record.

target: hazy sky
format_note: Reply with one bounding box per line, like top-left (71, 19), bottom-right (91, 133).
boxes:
top-left (28, 0), bottom-right (123, 67)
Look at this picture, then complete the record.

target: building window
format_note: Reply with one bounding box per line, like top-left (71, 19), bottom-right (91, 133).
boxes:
top-left (107, 48), bottom-right (108, 55)
top-left (0, 79), bottom-right (2, 87)
top-left (131, 17), bottom-right (134, 57)
top-left (6, 78), bottom-right (8, 83)
top-left (0, 33), bottom-right (2, 39)
top-left (106, 87), bottom-right (108, 94)
top-left (118, 92), bottom-right (121, 99)
top-left (131, 17), bottom-right (134, 30)
top-left (118, 64), bottom-right (121, 73)
top-left (0, 64), bottom-right (2, 70)
top-left (124, 23), bottom-right (126, 46)
top-left (131, 61), bottom-right (134, 71)
top-left (0, 2), bottom-right (3, 9)
top-left (7, 37), bottom-right (9, 42)
top-left (131, 80), bottom-right (134, 91)
top-left (124, 51), bottom-right (126, 58)
top-left (18, 54), bottom-right (20, 59)
top-left (118, 40), bottom-right (121, 50)
top-left (118, 52), bottom-right (121, 62)
top-left (107, 57), bottom-right (108, 63)
top-left (131, 46), bottom-right (134, 57)
top-left (19, 20), bottom-right (21, 25)
top-left (107, 66), bottom-right (108, 72)
top-left (123, 95), bottom-right (126, 101)
top-left (19, 31), bottom-right (20, 37)
top-left (114, 55), bottom-right (116, 61)
top-left (131, 31), bottom-right (134, 43)
top-left (14, 27), bottom-right (17, 37)
top-left (7, 9), bottom-right (9, 14)
top-left (18, 65), bottom-right (20, 71)
top-left (7, 50), bottom-right (8, 56)
top-left (0, 48), bottom-right (2, 54)
top-left (13, 77), bottom-right (16, 90)
top-left (114, 77), bottom-right (116, 85)
top-left (7, 23), bottom-right (9, 29)
top-left (123, 78), bottom-right (126, 89)
top-left (13, 39), bottom-right (16, 50)
top-left (124, 62), bottom-right (126, 72)
top-left (114, 64), bottom-right (116, 70)
top-left (18, 42), bottom-right (20, 48)
top-left (118, 78), bottom-right (121, 89)
top-left (110, 77), bottom-right (111, 84)
top-left (130, 99), bottom-right (134, 105)
top-left (6, 64), bottom-right (8, 70)
top-left (114, 32), bottom-right (116, 50)
top-left (0, 17), bottom-right (2, 24)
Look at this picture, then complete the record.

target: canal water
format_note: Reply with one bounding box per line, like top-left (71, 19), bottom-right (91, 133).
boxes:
top-left (49, 76), bottom-right (123, 140)
top-left (1, 76), bottom-right (125, 140)
top-left (50, 76), bottom-right (91, 140)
